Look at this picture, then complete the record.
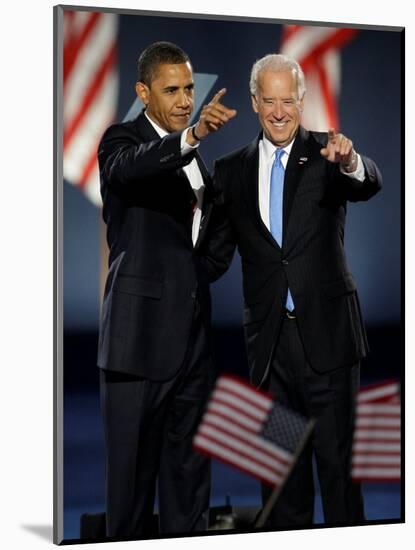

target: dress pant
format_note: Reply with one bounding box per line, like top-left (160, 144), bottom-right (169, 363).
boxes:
top-left (261, 315), bottom-right (365, 528)
top-left (100, 301), bottom-right (214, 538)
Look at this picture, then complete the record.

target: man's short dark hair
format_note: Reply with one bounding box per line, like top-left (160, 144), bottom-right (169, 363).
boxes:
top-left (137, 41), bottom-right (190, 86)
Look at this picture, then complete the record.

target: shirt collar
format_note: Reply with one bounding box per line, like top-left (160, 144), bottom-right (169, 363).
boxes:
top-left (261, 132), bottom-right (295, 160)
top-left (144, 110), bottom-right (169, 138)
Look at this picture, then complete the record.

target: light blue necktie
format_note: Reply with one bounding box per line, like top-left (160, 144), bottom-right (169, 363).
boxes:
top-left (269, 149), bottom-right (294, 312)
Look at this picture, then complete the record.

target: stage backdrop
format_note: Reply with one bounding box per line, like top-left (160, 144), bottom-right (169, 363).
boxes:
top-left (63, 12), bottom-right (401, 332)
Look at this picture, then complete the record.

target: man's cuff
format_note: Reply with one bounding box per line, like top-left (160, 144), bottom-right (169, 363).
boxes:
top-left (181, 127), bottom-right (200, 155)
top-left (340, 154), bottom-right (365, 182)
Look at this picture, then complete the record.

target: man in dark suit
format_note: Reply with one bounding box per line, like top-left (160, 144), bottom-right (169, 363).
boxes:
top-left (97, 41), bottom-right (236, 538)
top-left (212, 53), bottom-right (382, 527)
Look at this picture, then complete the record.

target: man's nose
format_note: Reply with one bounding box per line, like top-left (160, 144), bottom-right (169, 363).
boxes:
top-left (273, 101), bottom-right (284, 119)
top-left (177, 90), bottom-right (190, 108)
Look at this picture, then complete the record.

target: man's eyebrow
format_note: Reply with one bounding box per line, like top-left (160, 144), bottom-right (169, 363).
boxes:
top-left (161, 83), bottom-right (195, 92)
top-left (162, 85), bottom-right (179, 92)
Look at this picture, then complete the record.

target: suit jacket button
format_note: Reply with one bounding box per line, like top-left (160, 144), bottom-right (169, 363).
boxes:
top-left (282, 259), bottom-right (289, 265)
top-left (191, 290), bottom-right (197, 299)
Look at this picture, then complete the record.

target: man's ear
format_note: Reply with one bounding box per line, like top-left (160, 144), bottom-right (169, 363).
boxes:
top-left (135, 81), bottom-right (150, 106)
top-left (251, 94), bottom-right (259, 114)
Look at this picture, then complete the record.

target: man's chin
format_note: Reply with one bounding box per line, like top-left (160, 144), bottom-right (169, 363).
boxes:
top-left (170, 116), bottom-right (191, 131)
top-left (266, 131), bottom-right (293, 148)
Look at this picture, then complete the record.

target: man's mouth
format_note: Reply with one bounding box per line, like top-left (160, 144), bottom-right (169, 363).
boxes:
top-left (270, 121), bottom-right (288, 128)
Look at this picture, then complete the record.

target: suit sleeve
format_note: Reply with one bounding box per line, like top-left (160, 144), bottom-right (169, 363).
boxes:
top-left (327, 148), bottom-right (382, 203)
top-left (198, 160), bottom-right (238, 283)
top-left (98, 123), bottom-right (196, 187)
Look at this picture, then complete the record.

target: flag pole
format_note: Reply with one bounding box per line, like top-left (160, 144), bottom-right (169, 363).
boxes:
top-left (254, 418), bottom-right (316, 529)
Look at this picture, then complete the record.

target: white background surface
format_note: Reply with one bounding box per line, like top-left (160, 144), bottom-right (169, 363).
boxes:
top-left (0, 1), bottom-right (410, 548)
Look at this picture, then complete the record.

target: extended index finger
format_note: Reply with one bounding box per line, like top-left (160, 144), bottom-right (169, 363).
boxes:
top-left (210, 88), bottom-right (227, 104)
top-left (328, 128), bottom-right (336, 142)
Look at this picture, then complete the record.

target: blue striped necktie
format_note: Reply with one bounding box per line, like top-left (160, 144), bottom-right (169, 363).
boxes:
top-left (269, 148), bottom-right (294, 312)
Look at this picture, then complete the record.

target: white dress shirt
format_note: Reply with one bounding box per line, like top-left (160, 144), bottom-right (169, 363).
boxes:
top-left (144, 112), bottom-right (204, 246)
top-left (258, 133), bottom-right (365, 231)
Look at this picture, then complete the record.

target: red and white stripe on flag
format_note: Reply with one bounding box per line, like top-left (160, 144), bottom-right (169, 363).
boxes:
top-left (352, 380), bottom-right (401, 481)
top-left (193, 375), bottom-right (293, 486)
top-left (280, 25), bottom-right (357, 132)
top-left (63, 10), bottom-right (119, 206)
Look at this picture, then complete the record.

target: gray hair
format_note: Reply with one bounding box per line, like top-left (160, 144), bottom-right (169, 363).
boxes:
top-left (249, 54), bottom-right (306, 99)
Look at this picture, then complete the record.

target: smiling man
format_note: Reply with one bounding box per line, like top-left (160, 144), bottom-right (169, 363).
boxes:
top-left (212, 53), bottom-right (382, 528)
top-left (97, 41), bottom-right (236, 538)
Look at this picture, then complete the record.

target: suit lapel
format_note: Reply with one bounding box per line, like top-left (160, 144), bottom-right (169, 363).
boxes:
top-left (135, 111), bottom-right (214, 249)
top-left (241, 135), bottom-right (279, 249)
top-left (283, 126), bottom-right (310, 240)
top-left (134, 110), bottom-right (160, 142)
top-left (195, 151), bottom-right (211, 201)
top-left (136, 108), bottom-right (197, 199)
top-left (242, 137), bottom-right (260, 218)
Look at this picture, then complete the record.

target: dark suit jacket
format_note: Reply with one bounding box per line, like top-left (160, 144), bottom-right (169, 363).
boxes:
top-left (97, 111), bottom-right (226, 381)
top-left (212, 126), bottom-right (382, 387)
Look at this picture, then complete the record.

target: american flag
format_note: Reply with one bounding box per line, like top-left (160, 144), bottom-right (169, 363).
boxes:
top-left (63, 9), bottom-right (119, 206)
top-left (280, 25), bottom-right (358, 131)
top-left (193, 375), bottom-right (314, 487)
top-left (351, 380), bottom-right (401, 481)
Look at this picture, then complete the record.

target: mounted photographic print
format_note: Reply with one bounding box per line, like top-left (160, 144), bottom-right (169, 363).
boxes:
top-left (54, 4), bottom-right (403, 545)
